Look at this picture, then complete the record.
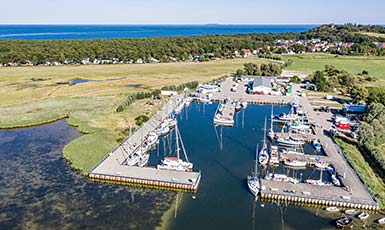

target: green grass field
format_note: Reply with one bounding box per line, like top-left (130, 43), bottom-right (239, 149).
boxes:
top-left (0, 58), bottom-right (270, 173)
top-left (335, 137), bottom-right (385, 208)
top-left (282, 54), bottom-right (385, 82)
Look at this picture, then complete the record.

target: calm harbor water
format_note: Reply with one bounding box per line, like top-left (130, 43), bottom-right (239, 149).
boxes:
top-left (0, 120), bottom-right (175, 229)
top-left (0, 103), bottom-right (342, 229)
top-left (0, 25), bottom-right (316, 40)
top-left (150, 102), bottom-right (335, 230)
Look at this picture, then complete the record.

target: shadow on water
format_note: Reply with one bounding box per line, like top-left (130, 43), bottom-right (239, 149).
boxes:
top-left (0, 119), bottom-right (176, 230)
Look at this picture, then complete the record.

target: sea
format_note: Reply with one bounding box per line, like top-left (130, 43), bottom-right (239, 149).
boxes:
top-left (0, 24), bottom-right (317, 40)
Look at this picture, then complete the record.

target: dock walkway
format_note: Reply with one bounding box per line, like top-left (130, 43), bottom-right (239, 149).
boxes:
top-left (89, 94), bottom-right (201, 193)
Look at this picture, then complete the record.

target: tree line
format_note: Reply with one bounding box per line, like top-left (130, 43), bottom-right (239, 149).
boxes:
top-left (0, 24), bottom-right (384, 65)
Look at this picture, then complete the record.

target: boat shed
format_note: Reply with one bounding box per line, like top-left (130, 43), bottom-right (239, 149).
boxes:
top-left (246, 76), bottom-right (272, 95)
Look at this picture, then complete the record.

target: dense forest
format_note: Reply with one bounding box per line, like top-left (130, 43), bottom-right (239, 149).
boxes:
top-left (0, 24), bottom-right (384, 65)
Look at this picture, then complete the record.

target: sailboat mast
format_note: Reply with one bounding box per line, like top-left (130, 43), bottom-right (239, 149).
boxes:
top-left (175, 123), bottom-right (180, 159)
top-left (255, 144), bottom-right (259, 178)
top-left (263, 117), bottom-right (267, 148)
top-left (177, 125), bottom-right (190, 162)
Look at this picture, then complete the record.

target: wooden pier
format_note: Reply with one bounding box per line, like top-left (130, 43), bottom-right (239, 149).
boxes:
top-left (89, 94), bottom-right (201, 193)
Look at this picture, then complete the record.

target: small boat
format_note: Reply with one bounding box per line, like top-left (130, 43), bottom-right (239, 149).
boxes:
top-left (290, 98), bottom-right (299, 108)
top-left (268, 146), bottom-right (280, 166)
top-left (313, 140), bottom-right (322, 151)
top-left (336, 217), bottom-right (353, 228)
top-left (259, 118), bottom-right (269, 165)
top-left (344, 209), bottom-right (358, 216)
top-left (213, 113), bottom-right (234, 126)
top-left (184, 97), bottom-right (191, 107)
top-left (358, 212), bottom-right (369, 220)
top-left (377, 217), bottom-right (385, 224)
top-left (240, 100), bottom-right (248, 108)
top-left (175, 103), bottom-right (184, 114)
top-left (126, 153), bottom-right (140, 166)
top-left (145, 132), bottom-right (159, 147)
top-left (277, 136), bottom-right (305, 147)
top-left (259, 149), bottom-right (269, 165)
top-left (137, 153), bottom-right (150, 167)
top-left (326, 207), bottom-right (340, 212)
top-left (165, 118), bottom-right (177, 128)
top-left (284, 158), bottom-right (307, 167)
top-left (248, 145), bottom-right (261, 196)
top-left (156, 123), bottom-right (170, 136)
top-left (315, 161), bottom-right (329, 169)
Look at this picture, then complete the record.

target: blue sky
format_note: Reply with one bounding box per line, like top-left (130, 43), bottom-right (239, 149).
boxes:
top-left (1, 0), bottom-right (384, 24)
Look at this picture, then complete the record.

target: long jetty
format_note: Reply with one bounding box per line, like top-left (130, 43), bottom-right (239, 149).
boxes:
top-left (89, 94), bottom-right (201, 193)
top-left (212, 78), bottom-right (379, 211)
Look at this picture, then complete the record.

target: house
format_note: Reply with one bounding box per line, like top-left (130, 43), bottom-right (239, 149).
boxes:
top-left (246, 76), bottom-right (272, 95)
top-left (136, 58), bottom-right (143, 64)
top-left (241, 48), bottom-right (252, 57)
top-left (100, 57), bottom-right (111, 64)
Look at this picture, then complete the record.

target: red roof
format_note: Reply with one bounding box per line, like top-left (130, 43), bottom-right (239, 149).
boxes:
top-left (241, 48), bottom-right (251, 53)
top-left (381, 43), bottom-right (385, 49)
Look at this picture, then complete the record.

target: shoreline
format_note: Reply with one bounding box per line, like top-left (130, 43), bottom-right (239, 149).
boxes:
top-left (0, 114), bottom-right (69, 130)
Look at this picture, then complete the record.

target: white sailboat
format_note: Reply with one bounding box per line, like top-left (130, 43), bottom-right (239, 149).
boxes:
top-left (259, 118), bottom-right (269, 165)
top-left (247, 145), bottom-right (261, 196)
top-left (268, 105), bottom-right (275, 141)
top-left (157, 124), bottom-right (193, 172)
top-left (213, 103), bottom-right (234, 126)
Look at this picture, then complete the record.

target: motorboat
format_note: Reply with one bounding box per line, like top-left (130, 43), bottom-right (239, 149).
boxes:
top-left (358, 212), bottom-right (370, 220)
top-left (175, 103), bottom-right (184, 114)
top-left (313, 140), bottom-right (322, 151)
top-left (145, 132), bottom-right (159, 148)
top-left (137, 153), bottom-right (150, 167)
top-left (284, 158), bottom-right (307, 167)
top-left (277, 136), bottom-right (305, 147)
top-left (335, 217), bottom-right (353, 228)
top-left (126, 153), bottom-right (140, 166)
top-left (213, 113), bottom-right (234, 126)
top-left (315, 161), bottom-right (329, 169)
top-left (259, 149), bottom-right (269, 165)
top-left (326, 207), bottom-right (340, 212)
top-left (305, 179), bottom-right (330, 186)
top-left (165, 117), bottom-right (177, 128)
top-left (184, 97), bottom-right (191, 107)
top-left (157, 157), bottom-right (193, 172)
top-left (156, 122), bottom-right (170, 136)
top-left (344, 209), bottom-right (358, 216)
top-left (268, 146), bottom-right (280, 166)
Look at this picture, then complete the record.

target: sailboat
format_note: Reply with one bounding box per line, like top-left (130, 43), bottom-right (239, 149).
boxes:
top-left (157, 124), bottom-right (193, 172)
top-left (247, 145), bottom-right (261, 196)
top-left (268, 105), bottom-right (275, 141)
top-left (259, 118), bottom-right (269, 165)
top-left (213, 102), bottom-right (234, 126)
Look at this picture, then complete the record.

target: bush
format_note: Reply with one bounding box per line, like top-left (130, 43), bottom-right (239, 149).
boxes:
top-left (135, 115), bottom-right (149, 126)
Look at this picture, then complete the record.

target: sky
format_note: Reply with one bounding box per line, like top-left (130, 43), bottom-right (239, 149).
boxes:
top-left (1, 0), bottom-right (384, 25)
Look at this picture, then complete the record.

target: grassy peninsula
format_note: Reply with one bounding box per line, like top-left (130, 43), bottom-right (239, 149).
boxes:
top-left (0, 58), bottom-right (272, 173)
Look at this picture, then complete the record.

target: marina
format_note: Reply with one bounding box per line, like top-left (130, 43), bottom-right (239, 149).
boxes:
top-left (91, 76), bottom-right (379, 212)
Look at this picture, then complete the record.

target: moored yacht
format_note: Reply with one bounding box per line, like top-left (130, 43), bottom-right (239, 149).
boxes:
top-left (268, 146), bottom-right (280, 166)
top-left (284, 158), bottom-right (307, 167)
top-left (247, 145), bottom-right (261, 196)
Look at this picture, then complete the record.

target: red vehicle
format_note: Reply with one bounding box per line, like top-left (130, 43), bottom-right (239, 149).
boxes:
top-left (337, 123), bottom-right (351, 129)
